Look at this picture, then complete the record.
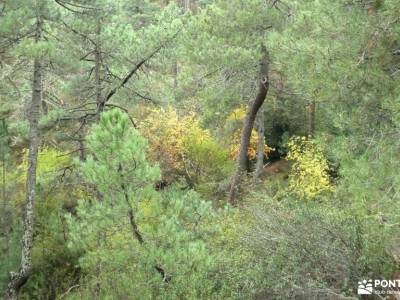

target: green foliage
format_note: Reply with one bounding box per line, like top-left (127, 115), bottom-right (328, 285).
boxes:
top-left (66, 110), bottom-right (248, 299)
top-left (1, 0), bottom-right (400, 298)
top-left (244, 195), bottom-right (396, 299)
top-left (9, 121), bottom-right (29, 143)
top-left (0, 223), bottom-right (22, 294)
top-left (39, 108), bottom-right (65, 129)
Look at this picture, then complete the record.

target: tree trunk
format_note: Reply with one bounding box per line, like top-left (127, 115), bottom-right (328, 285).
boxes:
top-left (94, 19), bottom-right (103, 120)
top-left (172, 0), bottom-right (192, 102)
top-left (41, 72), bottom-right (47, 115)
top-left (77, 125), bottom-right (86, 161)
top-left (190, 0), bottom-right (198, 14)
top-left (229, 45), bottom-right (269, 205)
top-left (160, 0), bottom-right (168, 9)
top-left (176, 0), bottom-right (195, 13)
top-left (183, 0), bottom-right (190, 12)
top-left (5, 14), bottom-right (43, 300)
top-left (253, 104), bottom-right (265, 182)
top-left (367, 3), bottom-right (376, 16)
top-left (308, 99), bottom-right (315, 138)
top-left (0, 119), bottom-right (8, 257)
top-left (41, 100), bottom-right (48, 115)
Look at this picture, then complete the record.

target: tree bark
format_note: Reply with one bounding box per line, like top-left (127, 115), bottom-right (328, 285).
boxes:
top-left (77, 125), bottom-right (86, 161)
top-left (5, 14), bottom-right (43, 300)
top-left (253, 104), bottom-right (265, 182)
top-left (190, 0), bottom-right (197, 14)
top-left (367, 3), bottom-right (376, 16)
top-left (308, 99), bottom-right (315, 138)
top-left (0, 119), bottom-right (8, 258)
top-left (183, 0), bottom-right (190, 12)
top-left (94, 19), bottom-right (103, 120)
top-left (176, 0), bottom-right (196, 13)
top-left (229, 45), bottom-right (269, 205)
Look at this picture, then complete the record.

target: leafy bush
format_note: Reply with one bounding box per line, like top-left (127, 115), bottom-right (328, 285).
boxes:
top-left (287, 136), bottom-right (333, 199)
top-left (66, 110), bottom-right (250, 299)
top-left (244, 195), bottom-right (396, 299)
top-left (141, 108), bottom-right (233, 191)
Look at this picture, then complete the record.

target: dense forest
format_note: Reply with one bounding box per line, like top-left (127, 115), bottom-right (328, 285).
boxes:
top-left (0, 0), bottom-right (400, 299)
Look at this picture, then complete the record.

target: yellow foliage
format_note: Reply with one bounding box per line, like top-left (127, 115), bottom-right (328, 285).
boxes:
top-left (18, 147), bottom-right (71, 183)
top-left (226, 106), bottom-right (247, 122)
top-left (141, 108), bottom-right (199, 173)
top-left (287, 136), bottom-right (333, 199)
top-left (229, 129), bottom-right (272, 160)
top-left (141, 107), bottom-right (231, 185)
top-left (226, 106), bottom-right (272, 160)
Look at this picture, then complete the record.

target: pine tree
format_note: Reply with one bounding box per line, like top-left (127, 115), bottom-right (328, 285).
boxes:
top-left (4, 1), bottom-right (44, 298)
top-left (66, 109), bottom-right (235, 299)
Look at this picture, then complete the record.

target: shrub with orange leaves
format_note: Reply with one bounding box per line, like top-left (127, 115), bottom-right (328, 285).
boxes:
top-left (141, 108), bottom-right (233, 188)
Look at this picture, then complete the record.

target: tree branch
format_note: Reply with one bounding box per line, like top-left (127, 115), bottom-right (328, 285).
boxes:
top-left (103, 29), bottom-right (182, 105)
top-left (104, 46), bottom-right (163, 103)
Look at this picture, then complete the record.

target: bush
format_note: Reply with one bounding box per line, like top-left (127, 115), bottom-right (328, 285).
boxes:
top-left (287, 136), bottom-right (333, 199)
top-left (141, 108), bottom-right (233, 193)
top-left (243, 195), bottom-right (396, 299)
top-left (66, 110), bottom-right (252, 299)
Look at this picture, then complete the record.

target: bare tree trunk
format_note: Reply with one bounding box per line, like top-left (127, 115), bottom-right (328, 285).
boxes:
top-left (308, 99), bottom-right (315, 138)
top-left (94, 19), bottom-right (103, 120)
top-left (176, 0), bottom-right (195, 13)
top-left (5, 14), bottom-right (43, 300)
top-left (253, 104), bottom-right (265, 182)
top-left (41, 100), bottom-right (48, 115)
top-left (160, 0), bottom-right (168, 9)
top-left (367, 3), bottom-right (376, 16)
top-left (183, 0), bottom-right (190, 12)
top-left (1, 119), bottom-right (6, 216)
top-left (78, 125), bottom-right (86, 161)
top-left (171, 0), bottom-right (192, 102)
top-left (229, 45), bottom-right (269, 205)
top-left (41, 72), bottom-right (48, 115)
top-left (190, 0), bottom-right (198, 14)
top-left (0, 119), bottom-right (8, 256)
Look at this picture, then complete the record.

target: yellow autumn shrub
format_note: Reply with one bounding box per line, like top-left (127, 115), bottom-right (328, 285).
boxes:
top-left (287, 136), bottom-right (333, 199)
top-left (229, 129), bottom-right (272, 160)
top-left (226, 106), bottom-right (272, 160)
top-left (141, 108), bottom-right (232, 187)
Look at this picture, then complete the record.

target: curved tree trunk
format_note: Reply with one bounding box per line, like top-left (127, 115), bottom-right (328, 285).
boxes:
top-left (5, 14), bottom-right (43, 300)
top-left (229, 45), bottom-right (269, 205)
